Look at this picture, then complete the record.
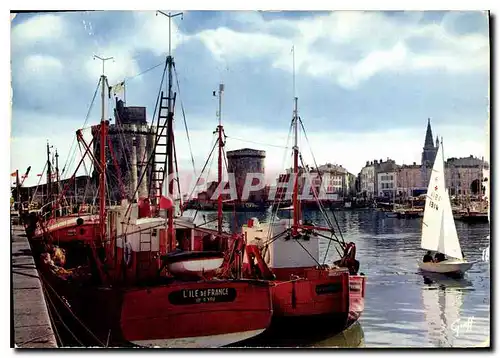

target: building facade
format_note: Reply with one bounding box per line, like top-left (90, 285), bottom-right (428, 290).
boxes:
top-left (445, 155), bottom-right (488, 197)
top-left (377, 171), bottom-right (397, 198)
top-left (359, 161), bottom-right (376, 199)
top-left (397, 163), bottom-right (424, 198)
top-left (374, 158), bottom-right (398, 198)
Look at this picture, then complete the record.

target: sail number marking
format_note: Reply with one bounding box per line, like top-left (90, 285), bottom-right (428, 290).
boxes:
top-left (428, 192), bottom-right (441, 211)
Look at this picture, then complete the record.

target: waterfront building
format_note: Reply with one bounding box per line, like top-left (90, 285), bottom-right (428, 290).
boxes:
top-left (397, 163), bottom-right (424, 198)
top-left (374, 158), bottom-right (398, 198)
top-left (445, 155), bottom-right (488, 197)
top-left (359, 161), bottom-right (376, 199)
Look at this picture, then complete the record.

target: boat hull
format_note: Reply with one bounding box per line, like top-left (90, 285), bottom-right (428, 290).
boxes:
top-left (418, 260), bottom-right (474, 277)
top-left (457, 214), bottom-right (489, 223)
top-left (37, 270), bottom-right (273, 348)
top-left (120, 280), bottom-right (272, 348)
top-left (348, 275), bottom-right (366, 325)
top-left (29, 214), bottom-right (99, 242)
top-left (262, 267), bottom-right (350, 336)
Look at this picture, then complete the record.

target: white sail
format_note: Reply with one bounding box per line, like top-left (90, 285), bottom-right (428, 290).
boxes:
top-left (421, 142), bottom-right (463, 260)
top-left (438, 189), bottom-right (463, 260)
top-left (421, 143), bottom-right (447, 251)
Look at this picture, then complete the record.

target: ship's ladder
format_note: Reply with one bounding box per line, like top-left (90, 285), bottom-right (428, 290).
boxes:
top-left (150, 92), bottom-right (170, 204)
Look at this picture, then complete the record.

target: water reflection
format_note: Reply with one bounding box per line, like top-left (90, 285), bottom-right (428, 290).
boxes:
top-left (239, 322), bottom-right (365, 348)
top-left (420, 274), bottom-right (488, 348)
top-left (183, 209), bottom-right (490, 348)
top-left (304, 322), bottom-right (365, 348)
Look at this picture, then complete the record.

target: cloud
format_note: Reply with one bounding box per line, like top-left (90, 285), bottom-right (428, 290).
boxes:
top-left (11, 14), bottom-right (65, 44)
top-left (10, 11), bottom-right (489, 192)
top-left (195, 11), bottom-right (489, 89)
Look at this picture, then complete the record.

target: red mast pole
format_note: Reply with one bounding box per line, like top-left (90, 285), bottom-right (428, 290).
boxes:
top-left (217, 83), bottom-right (224, 235)
top-left (157, 11), bottom-right (183, 253)
top-left (99, 119), bottom-right (107, 241)
top-left (94, 54), bottom-right (113, 242)
top-left (292, 96), bottom-right (299, 236)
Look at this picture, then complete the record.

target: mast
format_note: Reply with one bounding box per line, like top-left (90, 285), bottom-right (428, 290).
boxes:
top-left (291, 45), bottom-right (300, 235)
top-left (46, 141), bottom-right (52, 205)
top-left (292, 96), bottom-right (299, 235)
top-left (55, 149), bottom-right (60, 197)
top-left (216, 83), bottom-right (224, 234)
top-left (94, 54), bottom-right (113, 241)
top-left (157, 11), bottom-right (183, 251)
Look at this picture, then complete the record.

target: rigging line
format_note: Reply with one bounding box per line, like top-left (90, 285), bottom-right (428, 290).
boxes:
top-left (323, 234), bottom-right (333, 265)
top-left (172, 133), bottom-right (182, 209)
top-left (298, 153), bottom-right (337, 238)
top-left (298, 119), bottom-right (339, 235)
top-left (43, 295), bottom-right (64, 347)
top-left (191, 135), bottom-right (218, 222)
top-left (260, 227), bottom-right (291, 249)
top-left (61, 79), bottom-right (101, 177)
top-left (43, 286), bottom-right (83, 346)
top-left (299, 121), bottom-right (345, 243)
top-left (147, 59), bottom-right (169, 199)
top-left (29, 161), bottom-right (48, 206)
top-left (294, 235), bottom-right (322, 267)
top-left (125, 61), bottom-right (168, 218)
top-left (267, 120), bottom-right (294, 241)
top-left (315, 231), bottom-right (343, 258)
top-left (173, 63), bottom-right (197, 178)
top-left (225, 135), bottom-right (291, 149)
top-left (125, 61), bottom-right (164, 81)
top-left (41, 278), bottom-right (103, 346)
top-left (187, 134), bottom-right (217, 201)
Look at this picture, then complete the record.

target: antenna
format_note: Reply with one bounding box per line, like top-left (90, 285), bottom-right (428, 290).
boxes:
top-left (93, 55), bottom-right (114, 77)
top-left (156, 11), bottom-right (184, 57)
top-left (291, 45), bottom-right (296, 98)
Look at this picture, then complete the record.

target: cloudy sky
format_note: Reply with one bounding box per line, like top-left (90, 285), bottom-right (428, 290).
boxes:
top-left (10, 10), bottom-right (490, 188)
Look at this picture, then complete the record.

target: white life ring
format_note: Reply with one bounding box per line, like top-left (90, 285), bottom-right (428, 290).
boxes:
top-left (123, 241), bottom-right (133, 267)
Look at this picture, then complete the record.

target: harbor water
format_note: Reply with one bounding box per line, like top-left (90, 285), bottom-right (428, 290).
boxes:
top-left (185, 208), bottom-right (491, 348)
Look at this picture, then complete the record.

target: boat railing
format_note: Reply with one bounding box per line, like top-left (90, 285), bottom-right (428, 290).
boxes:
top-left (38, 201), bottom-right (99, 222)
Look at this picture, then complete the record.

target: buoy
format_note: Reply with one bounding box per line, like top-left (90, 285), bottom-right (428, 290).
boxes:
top-left (159, 196), bottom-right (174, 210)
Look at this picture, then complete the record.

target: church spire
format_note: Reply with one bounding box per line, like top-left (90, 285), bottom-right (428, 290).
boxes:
top-left (424, 117), bottom-right (434, 148)
top-left (435, 135), bottom-right (440, 148)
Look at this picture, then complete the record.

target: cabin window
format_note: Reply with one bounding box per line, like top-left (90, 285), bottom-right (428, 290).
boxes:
top-left (152, 229), bottom-right (157, 237)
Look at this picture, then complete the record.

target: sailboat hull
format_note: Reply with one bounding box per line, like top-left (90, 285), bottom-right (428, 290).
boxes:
top-left (418, 260), bottom-right (473, 276)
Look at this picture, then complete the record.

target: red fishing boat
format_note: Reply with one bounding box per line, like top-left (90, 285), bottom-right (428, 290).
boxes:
top-left (24, 12), bottom-right (272, 347)
top-left (22, 141), bottom-right (101, 245)
top-left (239, 82), bottom-right (366, 334)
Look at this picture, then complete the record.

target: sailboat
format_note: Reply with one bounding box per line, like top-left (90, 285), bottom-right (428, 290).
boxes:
top-left (418, 138), bottom-right (474, 276)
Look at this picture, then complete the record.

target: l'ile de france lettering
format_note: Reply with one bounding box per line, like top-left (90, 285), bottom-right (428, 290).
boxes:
top-left (182, 288), bottom-right (230, 298)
